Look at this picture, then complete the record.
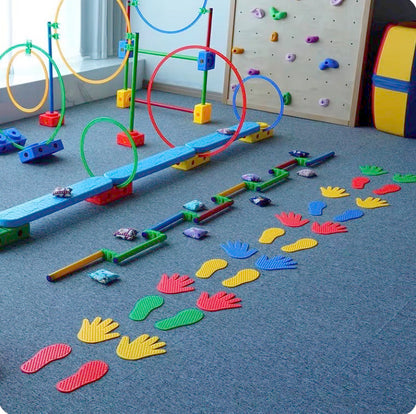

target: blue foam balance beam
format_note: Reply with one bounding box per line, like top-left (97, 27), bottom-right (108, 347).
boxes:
top-left (0, 128), bottom-right (27, 154)
top-left (105, 145), bottom-right (196, 186)
top-left (18, 139), bottom-right (64, 163)
top-left (185, 122), bottom-right (260, 153)
top-left (0, 176), bottom-right (113, 228)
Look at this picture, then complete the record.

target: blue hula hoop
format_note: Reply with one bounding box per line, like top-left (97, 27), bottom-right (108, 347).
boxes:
top-left (134, 1), bottom-right (208, 34)
top-left (232, 75), bottom-right (285, 132)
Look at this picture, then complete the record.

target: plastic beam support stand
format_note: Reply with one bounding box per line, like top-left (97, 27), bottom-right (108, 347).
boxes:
top-left (113, 231), bottom-right (167, 263)
top-left (0, 128), bottom-right (27, 154)
top-left (193, 200), bottom-right (234, 223)
top-left (0, 176), bottom-right (114, 228)
top-left (0, 224), bottom-right (30, 248)
top-left (86, 183), bottom-right (133, 206)
top-left (18, 139), bottom-right (64, 163)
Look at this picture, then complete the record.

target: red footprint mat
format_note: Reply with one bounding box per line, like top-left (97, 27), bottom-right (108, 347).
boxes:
top-left (373, 184), bottom-right (401, 195)
top-left (21, 343), bottom-right (72, 374)
top-left (351, 177), bottom-right (370, 189)
top-left (56, 360), bottom-right (109, 393)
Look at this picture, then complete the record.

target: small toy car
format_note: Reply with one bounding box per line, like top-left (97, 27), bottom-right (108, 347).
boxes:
top-left (289, 150), bottom-right (310, 158)
top-left (52, 186), bottom-right (72, 198)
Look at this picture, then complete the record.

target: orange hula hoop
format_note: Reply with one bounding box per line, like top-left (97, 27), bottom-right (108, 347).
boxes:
top-left (53, 0), bottom-right (132, 85)
top-left (6, 49), bottom-right (49, 113)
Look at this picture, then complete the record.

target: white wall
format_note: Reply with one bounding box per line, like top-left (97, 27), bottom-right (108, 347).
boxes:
top-left (129, 0), bottom-right (232, 94)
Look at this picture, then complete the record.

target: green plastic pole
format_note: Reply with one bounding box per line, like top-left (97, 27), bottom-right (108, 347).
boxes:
top-left (129, 32), bottom-right (139, 132)
top-left (138, 48), bottom-right (197, 61)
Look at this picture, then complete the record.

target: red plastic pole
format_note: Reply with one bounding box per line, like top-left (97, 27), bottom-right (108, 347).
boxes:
top-left (194, 200), bottom-right (234, 223)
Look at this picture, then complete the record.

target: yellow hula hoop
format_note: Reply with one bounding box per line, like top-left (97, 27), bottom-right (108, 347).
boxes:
top-left (54, 0), bottom-right (132, 85)
top-left (6, 49), bottom-right (49, 113)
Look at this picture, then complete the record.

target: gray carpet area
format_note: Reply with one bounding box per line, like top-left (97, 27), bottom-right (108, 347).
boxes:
top-left (0, 90), bottom-right (415, 413)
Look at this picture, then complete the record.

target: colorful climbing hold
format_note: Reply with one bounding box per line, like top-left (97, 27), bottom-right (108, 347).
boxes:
top-left (319, 98), bottom-right (330, 107)
top-left (251, 8), bottom-right (265, 18)
top-left (270, 32), bottom-right (279, 42)
top-left (248, 68), bottom-right (260, 75)
top-left (305, 36), bottom-right (319, 43)
top-left (285, 53), bottom-right (296, 62)
top-left (319, 59), bottom-right (339, 70)
top-left (270, 7), bottom-right (287, 20)
top-left (283, 92), bottom-right (292, 105)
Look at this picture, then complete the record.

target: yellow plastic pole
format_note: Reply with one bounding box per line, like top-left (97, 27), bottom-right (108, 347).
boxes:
top-left (218, 182), bottom-right (246, 198)
top-left (46, 250), bottom-right (104, 281)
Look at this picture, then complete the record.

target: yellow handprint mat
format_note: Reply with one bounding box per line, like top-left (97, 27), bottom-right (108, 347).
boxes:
top-left (77, 317), bottom-right (120, 344)
top-left (320, 186), bottom-right (350, 198)
top-left (356, 197), bottom-right (389, 209)
top-left (222, 269), bottom-right (260, 288)
top-left (116, 334), bottom-right (166, 360)
top-left (195, 258), bottom-right (228, 279)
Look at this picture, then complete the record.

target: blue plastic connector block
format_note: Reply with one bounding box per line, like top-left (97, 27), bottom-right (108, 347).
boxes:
top-left (197, 51), bottom-right (216, 71)
top-left (0, 128), bottom-right (27, 154)
top-left (118, 39), bottom-right (134, 58)
top-left (18, 139), bottom-right (64, 163)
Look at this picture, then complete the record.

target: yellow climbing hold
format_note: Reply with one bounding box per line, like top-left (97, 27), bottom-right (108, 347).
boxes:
top-left (281, 238), bottom-right (318, 253)
top-left (270, 32), bottom-right (278, 42)
top-left (222, 268), bottom-right (260, 288)
top-left (259, 227), bottom-right (285, 244)
top-left (320, 186), bottom-right (350, 198)
top-left (356, 197), bottom-right (389, 209)
top-left (195, 258), bottom-right (228, 279)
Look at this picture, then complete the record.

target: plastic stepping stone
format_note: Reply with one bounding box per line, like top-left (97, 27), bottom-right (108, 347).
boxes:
top-left (195, 258), bottom-right (228, 279)
top-left (255, 255), bottom-right (297, 270)
top-left (220, 240), bottom-right (258, 259)
top-left (157, 273), bottom-right (195, 294)
top-left (21, 343), bottom-right (72, 374)
top-left (281, 238), bottom-right (318, 253)
top-left (359, 165), bottom-right (388, 176)
top-left (129, 296), bottom-right (164, 321)
top-left (155, 308), bottom-right (204, 331)
top-left (275, 211), bottom-right (309, 227)
top-left (258, 227), bottom-right (285, 244)
top-left (196, 291), bottom-right (242, 312)
top-left (222, 269), bottom-right (260, 288)
top-left (373, 184), bottom-right (401, 195)
top-left (308, 201), bottom-right (327, 216)
top-left (393, 174), bottom-right (416, 183)
top-left (311, 221), bottom-right (348, 235)
top-left (351, 176), bottom-right (370, 189)
top-left (56, 360), bottom-right (109, 393)
top-left (334, 209), bottom-right (364, 222)
top-left (356, 197), bottom-right (389, 209)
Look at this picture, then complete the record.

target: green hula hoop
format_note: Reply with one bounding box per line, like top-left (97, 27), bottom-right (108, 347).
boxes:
top-left (80, 117), bottom-right (138, 189)
top-left (0, 42), bottom-right (66, 150)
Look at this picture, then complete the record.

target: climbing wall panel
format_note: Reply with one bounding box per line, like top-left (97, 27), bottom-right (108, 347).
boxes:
top-left (225, 0), bottom-right (374, 126)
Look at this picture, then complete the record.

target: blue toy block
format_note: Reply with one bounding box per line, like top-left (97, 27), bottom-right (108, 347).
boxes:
top-left (18, 139), bottom-right (64, 163)
top-left (104, 146), bottom-right (196, 186)
top-left (198, 51), bottom-right (216, 71)
top-left (0, 128), bottom-right (27, 154)
top-left (0, 176), bottom-right (114, 228)
top-left (118, 39), bottom-right (134, 58)
top-left (185, 122), bottom-right (260, 153)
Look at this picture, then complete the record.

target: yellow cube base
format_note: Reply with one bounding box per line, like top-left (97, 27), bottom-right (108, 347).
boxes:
top-left (172, 155), bottom-right (210, 171)
top-left (193, 103), bottom-right (212, 124)
top-left (116, 89), bottom-right (132, 108)
top-left (239, 122), bottom-right (274, 143)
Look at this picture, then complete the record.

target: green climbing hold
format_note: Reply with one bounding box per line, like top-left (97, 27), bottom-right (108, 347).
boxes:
top-left (155, 308), bottom-right (204, 331)
top-left (129, 295), bottom-right (164, 321)
top-left (283, 92), bottom-right (292, 105)
top-left (270, 7), bottom-right (287, 20)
